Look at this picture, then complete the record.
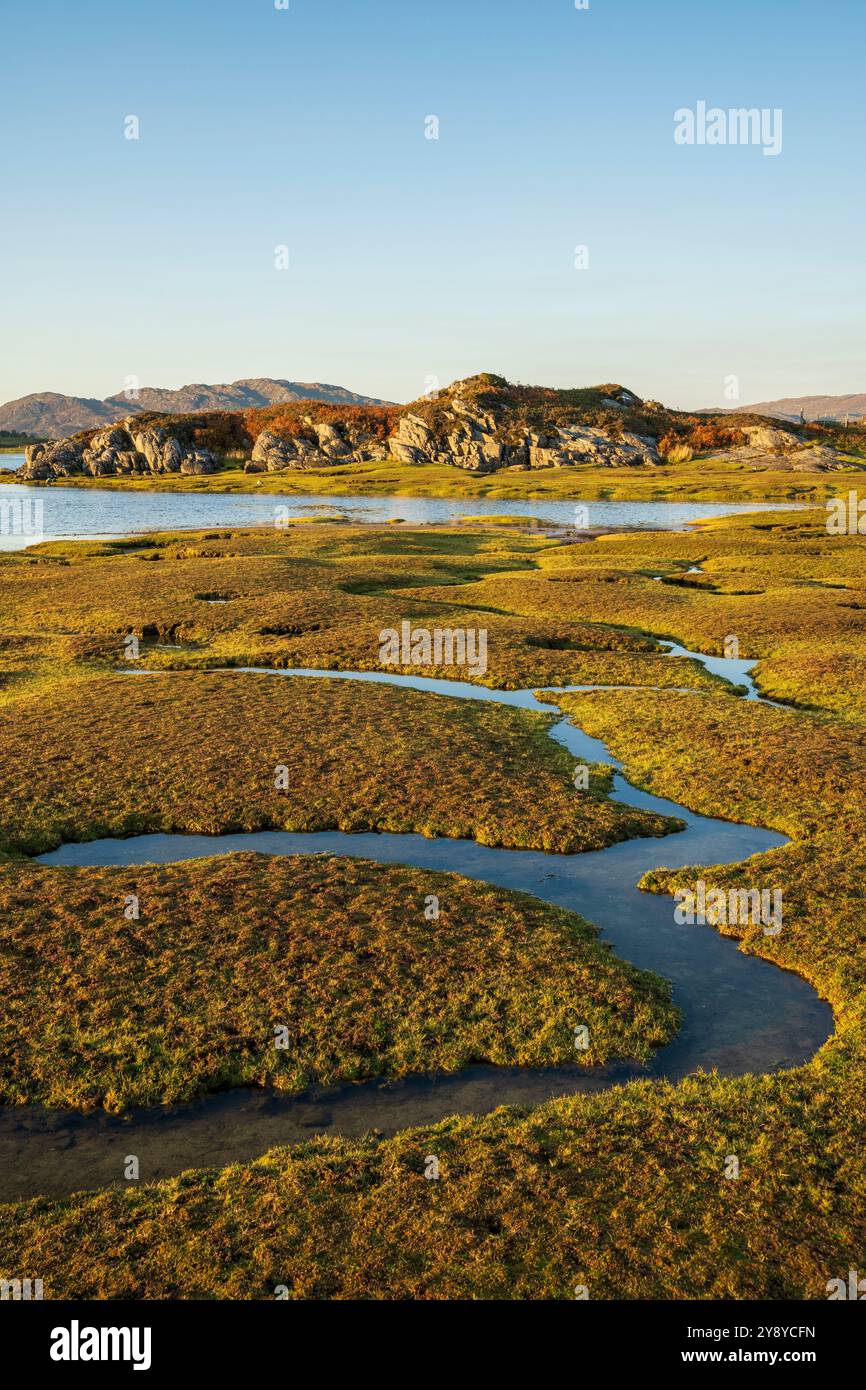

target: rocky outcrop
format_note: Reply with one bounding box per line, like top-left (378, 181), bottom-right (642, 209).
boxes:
top-left (785, 445), bottom-right (845, 471)
top-left (14, 395), bottom-right (662, 480)
top-left (17, 374), bottom-right (846, 482)
top-left (20, 421), bottom-right (217, 481)
top-left (722, 425), bottom-right (847, 471)
top-left (387, 393), bottom-right (660, 473)
top-left (245, 418), bottom-right (387, 473)
top-left (245, 430), bottom-right (331, 472)
top-left (526, 424), bottom-right (659, 470)
top-left (740, 424), bottom-right (799, 454)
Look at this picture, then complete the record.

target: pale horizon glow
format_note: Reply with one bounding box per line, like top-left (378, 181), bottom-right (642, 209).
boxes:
top-left (1, 0), bottom-right (863, 413)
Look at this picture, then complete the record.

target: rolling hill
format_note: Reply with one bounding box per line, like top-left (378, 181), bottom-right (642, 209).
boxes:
top-left (0, 379), bottom-right (394, 439)
top-left (719, 392), bottom-right (866, 423)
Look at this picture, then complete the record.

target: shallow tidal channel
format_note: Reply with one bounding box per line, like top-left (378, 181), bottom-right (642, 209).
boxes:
top-left (0, 650), bottom-right (832, 1202)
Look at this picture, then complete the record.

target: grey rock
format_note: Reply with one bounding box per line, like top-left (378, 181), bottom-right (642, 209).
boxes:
top-left (315, 421), bottom-right (351, 457)
top-left (20, 438), bottom-right (86, 479)
top-left (18, 424), bottom-right (215, 480)
top-left (388, 413), bottom-right (434, 463)
top-left (180, 450), bottom-right (216, 475)
top-left (741, 424), bottom-right (797, 454)
top-left (251, 430), bottom-right (299, 470)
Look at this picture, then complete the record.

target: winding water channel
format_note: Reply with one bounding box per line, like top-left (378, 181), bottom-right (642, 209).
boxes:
top-left (0, 646), bottom-right (831, 1203)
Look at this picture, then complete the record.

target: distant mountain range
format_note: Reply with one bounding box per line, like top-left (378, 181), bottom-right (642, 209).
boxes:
top-left (713, 392), bottom-right (866, 423)
top-left (0, 379), bottom-right (395, 439)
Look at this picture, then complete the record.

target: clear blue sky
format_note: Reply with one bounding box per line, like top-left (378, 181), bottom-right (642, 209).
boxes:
top-left (1, 0), bottom-right (863, 409)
